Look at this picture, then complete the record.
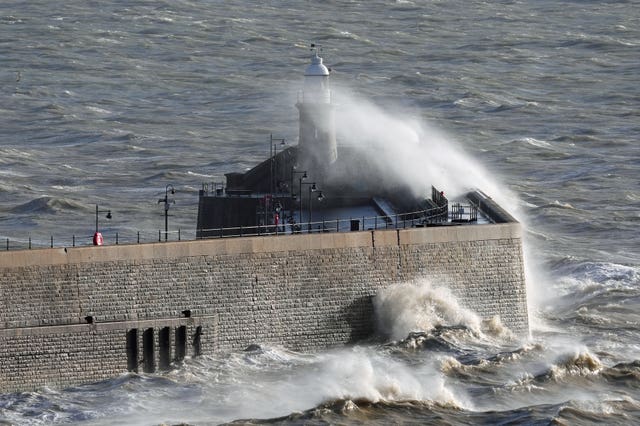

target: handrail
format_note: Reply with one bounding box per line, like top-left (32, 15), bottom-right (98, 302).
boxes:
top-left (0, 203), bottom-right (478, 252)
top-left (196, 204), bottom-right (476, 239)
top-left (0, 229), bottom-right (187, 251)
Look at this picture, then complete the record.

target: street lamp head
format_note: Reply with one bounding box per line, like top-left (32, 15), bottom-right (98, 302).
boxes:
top-left (106, 211), bottom-right (112, 220)
top-left (317, 191), bottom-right (325, 201)
top-left (302, 171), bottom-right (308, 179)
top-left (310, 183), bottom-right (317, 192)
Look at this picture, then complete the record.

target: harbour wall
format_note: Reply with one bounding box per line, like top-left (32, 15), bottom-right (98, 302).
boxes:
top-left (0, 223), bottom-right (528, 392)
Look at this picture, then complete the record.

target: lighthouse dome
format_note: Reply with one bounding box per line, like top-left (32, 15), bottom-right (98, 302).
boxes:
top-left (305, 53), bottom-right (330, 76)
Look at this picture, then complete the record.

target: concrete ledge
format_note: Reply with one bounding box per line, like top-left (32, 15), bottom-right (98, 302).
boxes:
top-left (0, 315), bottom-right (217, 337)
top-left (0, 223), bottom-right (521, 268)
top-left (398, 222), bottom-right (522, 245)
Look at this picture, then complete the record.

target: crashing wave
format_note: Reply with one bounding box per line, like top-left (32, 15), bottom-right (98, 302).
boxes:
top-left (373, 279), bottom-right (483, 341)
top-left (374, 279), bottom-right (516, 344)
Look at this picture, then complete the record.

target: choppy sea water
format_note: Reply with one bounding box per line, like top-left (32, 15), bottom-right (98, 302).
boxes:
top-left (1, 0), bottom-right (639, 424)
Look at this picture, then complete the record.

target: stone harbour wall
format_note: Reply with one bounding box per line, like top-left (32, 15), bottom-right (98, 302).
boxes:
top-left (0, 223), bottom-right (528, 392)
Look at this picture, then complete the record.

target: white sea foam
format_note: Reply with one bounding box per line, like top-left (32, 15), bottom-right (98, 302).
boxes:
top-left (98, 346), bottom-right (468, 425)
top-left (85, 105), bottom-right (112, 115)
top-left (521, 137), bottom-right (552, 149)
top-left (374, 279), bottom-right (482, 340)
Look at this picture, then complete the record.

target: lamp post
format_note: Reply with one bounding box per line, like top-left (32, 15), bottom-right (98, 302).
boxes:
top-left (291, 168), bottom-right (307, 222)
top-left (94, 205), bottom-right (112, 246)
top-left (270, 134), bottom-right (286, 196)
top-left (300, 182), bottom-right (323, 231)
top-left (308, 186), bottom-right (325, 232)
top-left (158, 184), bottom-right (175, 241)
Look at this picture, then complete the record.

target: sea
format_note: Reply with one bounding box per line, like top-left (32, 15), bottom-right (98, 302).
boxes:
top-left (1, 0), bottom-right (639, 424)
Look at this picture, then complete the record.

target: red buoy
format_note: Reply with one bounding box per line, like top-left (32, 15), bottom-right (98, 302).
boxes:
top-left (93, 232), bottom-right (103, 246)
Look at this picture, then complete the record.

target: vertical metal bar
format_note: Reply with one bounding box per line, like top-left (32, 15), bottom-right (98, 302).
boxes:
top-left (51, 236), bottom-right (53, 248)
top-left (73, 235), bottom-right (75, 247)
top-left (158, 230), bottom-right (161, 242)
top-left (29, 236), bottom-right (31, 250)
top-left (164, 204), bottom-right (168, 242)
top-left (116, 232), bottom-right (119, 245)
top-left (6, 238), bottom-right (8, 251)
top-left (137, 231), bottom-right (140, 244)
top-left (178, 229), bottom-right (181, 241)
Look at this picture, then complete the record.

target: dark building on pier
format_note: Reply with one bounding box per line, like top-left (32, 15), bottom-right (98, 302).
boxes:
top-left (196, 48), bottom-right (477, 239)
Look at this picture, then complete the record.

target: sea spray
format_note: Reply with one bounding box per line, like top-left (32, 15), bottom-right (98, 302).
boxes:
top-left (373, 279), bottom-right (482, 341)
top-left (311, 347), bottom-right (443, 403)
top-left (109, 345), bottom-right (467, 424)
top-left (328, 88), bottom-right (548, 331)
top-left (330, 87), bottom-right (519, 207)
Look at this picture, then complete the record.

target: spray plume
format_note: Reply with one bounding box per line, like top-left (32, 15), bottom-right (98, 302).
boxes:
top-left (330, 87), bottom-right (518, 209)
top-left (328, 88), bottom-right (547, 322)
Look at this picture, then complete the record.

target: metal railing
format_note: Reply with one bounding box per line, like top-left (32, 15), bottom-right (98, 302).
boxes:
top-left (450, 202), bottom-right (478, 222)
top-left (1, 203), bottom-right (479, 251)
top-left (1, 229), bottom-right (187, 251)
top-left (196, 204), bottom-right (477, 239)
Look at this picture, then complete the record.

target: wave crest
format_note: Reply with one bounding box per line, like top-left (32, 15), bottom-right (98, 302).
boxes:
top-left (10, 196), bottom-right (86, 214)
top-left (374, 280), bottom-right (482, 341)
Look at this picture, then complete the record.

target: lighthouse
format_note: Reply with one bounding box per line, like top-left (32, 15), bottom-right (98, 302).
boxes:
top-left (296, 45), bottom-right (338, 181)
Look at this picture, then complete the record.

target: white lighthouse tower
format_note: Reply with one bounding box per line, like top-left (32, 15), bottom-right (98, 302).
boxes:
top-left (296, 45), bottom-right (337, 181)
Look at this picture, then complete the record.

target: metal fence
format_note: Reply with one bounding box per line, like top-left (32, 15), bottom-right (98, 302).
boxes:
top-left (196, 204), bottom-right (478, 239)
top-left (2, 203), bottom-right (479, 251)
top-left (2, 229), bottom-right (187, 251)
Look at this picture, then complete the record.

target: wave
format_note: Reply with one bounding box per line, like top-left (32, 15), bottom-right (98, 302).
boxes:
top-left (373, 280), bottom-right (483, 341)
top-left (9, 196), bottom-right (87, 215)
top-left (530, 200), bottom-right (577, 212)
top-left (539, 349), bottom-right (604, 382)
top-left (439, 342), bottom-right (545, 382)
top-left (230, 395), bottom-right (640, 425)
top-left (602, 360), bottom-right (640, 386)
top-left (392, 327), bottom-right (475, 354)
top-left (547, 259), bottom-right (640, 304)
top-left (539, 259), bottom-right (640, 330)
top-left (232, 398), bottom-right (463, 425)
top-left (552, 260), bottom-right (639, 285)
top-left (373, 280), bottom-right (517, 345)
top-left (518, 137), bottom-right (552, 149)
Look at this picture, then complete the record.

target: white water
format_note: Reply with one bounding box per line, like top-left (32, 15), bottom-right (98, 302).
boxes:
top-left (374, 279), bottom-right (482, 341)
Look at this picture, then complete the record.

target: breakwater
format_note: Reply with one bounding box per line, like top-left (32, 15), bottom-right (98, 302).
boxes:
top-left (0, 222), bottom-right (528, 393)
